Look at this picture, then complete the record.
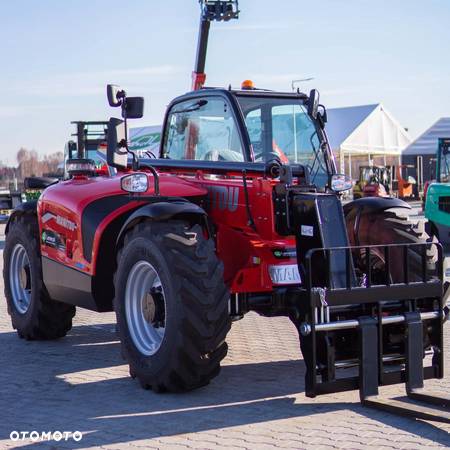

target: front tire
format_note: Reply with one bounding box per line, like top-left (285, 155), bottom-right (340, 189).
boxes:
top-left (114, 220), bottom-right (231, 392)
top-left (3, 214), bottom-right (75, 339)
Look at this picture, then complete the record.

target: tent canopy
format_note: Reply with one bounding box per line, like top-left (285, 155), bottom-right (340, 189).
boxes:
top-left (326, 103), bottom-right (411, 156)
top-left (402, 118), bottom-right (450, 156)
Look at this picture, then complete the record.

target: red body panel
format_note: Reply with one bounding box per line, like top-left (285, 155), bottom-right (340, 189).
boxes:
top-left (38, 173), bottom-right (207, 275)
top-left (38, 169), bottom-right (297, 294)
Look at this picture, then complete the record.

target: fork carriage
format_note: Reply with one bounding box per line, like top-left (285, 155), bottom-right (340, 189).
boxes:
top-left (292, 241), bottom-right (449, 422)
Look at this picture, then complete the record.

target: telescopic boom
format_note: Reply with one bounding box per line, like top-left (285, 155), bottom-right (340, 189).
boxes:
top-left (192, 0), bottom-right (239, 90)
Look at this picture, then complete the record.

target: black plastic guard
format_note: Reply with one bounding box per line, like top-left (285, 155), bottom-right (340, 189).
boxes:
top-left (5, 200), bottom-right (38, 234)
top-left (116, 200), bottom-right (206, 246)
top-left (291, 193), bottom-right (356, 289)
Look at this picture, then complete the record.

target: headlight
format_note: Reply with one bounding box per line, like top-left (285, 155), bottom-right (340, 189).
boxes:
top-left (331, 174), bottom-right (353, 192)
top-left (121, 173), bottom-right (148, 193)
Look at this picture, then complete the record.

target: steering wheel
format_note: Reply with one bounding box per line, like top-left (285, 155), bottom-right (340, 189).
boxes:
top-left (145, 150), bottom-right (158, 159)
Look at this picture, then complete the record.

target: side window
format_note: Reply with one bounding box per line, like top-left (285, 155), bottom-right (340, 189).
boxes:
top-left (163, 97), bottom-right (244, 161)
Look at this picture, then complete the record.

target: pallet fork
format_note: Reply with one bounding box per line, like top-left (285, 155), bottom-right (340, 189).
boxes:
top-left (296, 241), bottom-right (450, 423)
top-left (360, 312), bottom-right (450, 423)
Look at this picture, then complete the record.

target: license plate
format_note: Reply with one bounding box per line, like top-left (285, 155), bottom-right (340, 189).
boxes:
top-left (269, 264), bottom-right (301, 285)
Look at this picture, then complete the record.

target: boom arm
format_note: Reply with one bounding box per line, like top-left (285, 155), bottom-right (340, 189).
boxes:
top-left (192, 0), bottom-right (239, 90)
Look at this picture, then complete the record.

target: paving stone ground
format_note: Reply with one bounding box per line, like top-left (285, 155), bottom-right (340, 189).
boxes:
top-left (0, 218), bottom-right (449, 450)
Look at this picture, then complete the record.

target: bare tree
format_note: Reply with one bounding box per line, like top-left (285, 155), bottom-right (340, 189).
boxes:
top-left (15, 148), bottom-right (62, 179)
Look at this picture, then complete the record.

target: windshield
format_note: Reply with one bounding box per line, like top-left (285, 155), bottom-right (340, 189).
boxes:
top-left (237, 95), bottom-right (330, 188)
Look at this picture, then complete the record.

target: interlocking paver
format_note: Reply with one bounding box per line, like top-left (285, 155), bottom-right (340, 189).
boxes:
top-left (0, 221), bottom-right (449, 449)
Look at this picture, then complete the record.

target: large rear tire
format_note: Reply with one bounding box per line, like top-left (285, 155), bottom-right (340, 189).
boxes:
top-left (3, 214), bottom-right (75, 339)
top-left (345, 209), bottom-right (437, 282)
top-left (114, 220), bottom-right (231, 392)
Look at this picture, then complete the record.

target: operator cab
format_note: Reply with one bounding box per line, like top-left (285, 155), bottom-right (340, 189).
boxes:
top-left (160, 87), bottom-right (336, 191)
top-left (437, 138), bottom-right (450, 182)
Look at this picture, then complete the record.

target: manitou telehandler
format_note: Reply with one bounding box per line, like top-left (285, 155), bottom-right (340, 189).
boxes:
top-left (3, 0), bottom-right (450, 422)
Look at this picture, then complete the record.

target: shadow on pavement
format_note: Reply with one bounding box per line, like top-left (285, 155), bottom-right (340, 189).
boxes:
top-left (0, 323), bottom-right (449, 448)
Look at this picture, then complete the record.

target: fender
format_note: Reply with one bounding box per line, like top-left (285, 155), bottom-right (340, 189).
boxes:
top-left (116, 200), bottom-right (207, 245)
top-left (343, 196), bottom-right (411, 219)
top-left (5, 200), bottom-right (38, 234)
top-left (343, 197), bottom-right (411, 247)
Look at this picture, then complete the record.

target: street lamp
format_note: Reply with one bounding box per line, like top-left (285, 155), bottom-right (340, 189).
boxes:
top-left (291, 77), bottom-right (314, 92)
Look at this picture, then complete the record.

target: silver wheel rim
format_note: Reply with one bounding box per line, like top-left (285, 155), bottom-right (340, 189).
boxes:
top-left (9, 243), bottom-right (32, 314)
top-left (125, 260), bottom-right (166, 356)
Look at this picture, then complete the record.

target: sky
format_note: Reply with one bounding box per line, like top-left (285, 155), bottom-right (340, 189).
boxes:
top-left (0, 0), bottom-right (449, 165)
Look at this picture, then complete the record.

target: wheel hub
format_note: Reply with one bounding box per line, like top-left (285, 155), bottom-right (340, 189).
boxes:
top-left (9, 243), bottom-right (32, 314)
top-left (142, 292), bottom-right (156, 324)
top-left (125, 260), bottom-right (167, 356)
top-left (19, 265), bottom-right (30, 291)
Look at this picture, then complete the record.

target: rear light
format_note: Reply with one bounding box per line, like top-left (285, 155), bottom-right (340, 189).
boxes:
top-left (66, 158), bottom-right (95, 177)
top-left (121, 173), bottom-right (148, 193)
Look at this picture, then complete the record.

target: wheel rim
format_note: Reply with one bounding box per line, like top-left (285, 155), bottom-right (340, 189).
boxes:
top-left (125, 260), bottom-right (166, 356)
top-left (9, 243), bottom-right (32, 314)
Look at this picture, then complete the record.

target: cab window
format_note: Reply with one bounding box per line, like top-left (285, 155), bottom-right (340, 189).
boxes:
top-left (163, 97), bottom-right (244, 162)
top-left (239, 95), bottom-right (328, 189)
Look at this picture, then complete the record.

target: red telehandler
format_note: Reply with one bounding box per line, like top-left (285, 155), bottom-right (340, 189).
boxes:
top-left (3, 0), bottom-right (450, 422)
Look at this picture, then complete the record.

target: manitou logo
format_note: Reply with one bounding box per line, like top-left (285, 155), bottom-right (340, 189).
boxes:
top-left (208, 186), bottom-right (239, 212)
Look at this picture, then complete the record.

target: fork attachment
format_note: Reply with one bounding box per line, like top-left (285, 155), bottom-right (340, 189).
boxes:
top-left (295, 241), bottom-right (450, 423)
top-left (360, 311), bottom-right (450, 423)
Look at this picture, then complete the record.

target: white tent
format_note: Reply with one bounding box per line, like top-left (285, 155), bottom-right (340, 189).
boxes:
top-left (402, 118), bottom-right (450, 157)
top-left (326, 104), bottom-right (412, 177)
top-left (402, 117), bottom-right (450, 184)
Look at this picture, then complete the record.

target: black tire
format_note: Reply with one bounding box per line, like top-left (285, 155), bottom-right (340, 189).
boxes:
top-left (346, 209), bottom-right (437, 282)
top-left (3, 214), bottom-right (75, 339)
top-left (114, 220), bottom-right (231, 392)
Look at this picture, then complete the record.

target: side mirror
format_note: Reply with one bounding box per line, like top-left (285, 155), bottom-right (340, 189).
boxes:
top-left (330, 174), bottom-right (353, 192)
top-left (107, 118), bottom-right (128, 169)
top-left (317, 105), bottom-right (327, 129)
top-left (107, 84), bottom-right (125, 107)
top-left (123, 97), bottom-right (144, 119)
top-left (308, 89), bottom-right (320, 120)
